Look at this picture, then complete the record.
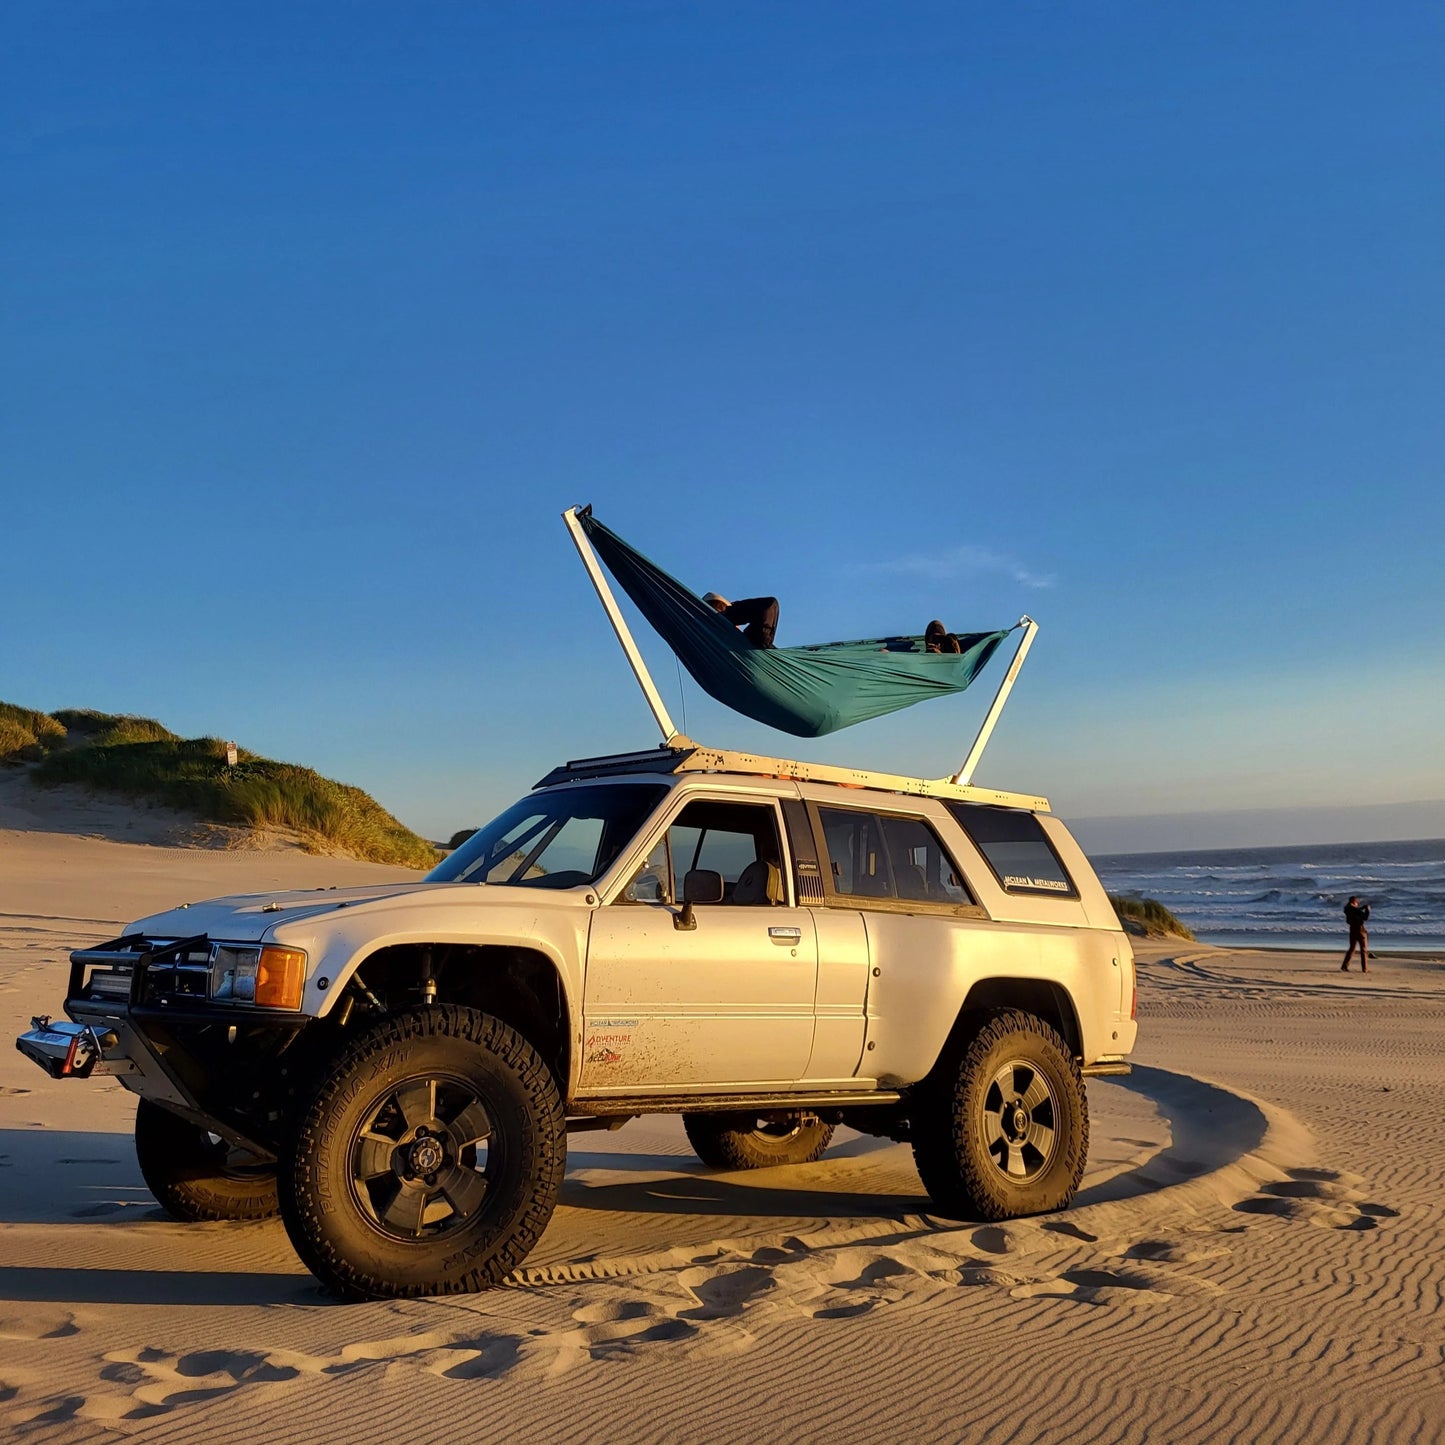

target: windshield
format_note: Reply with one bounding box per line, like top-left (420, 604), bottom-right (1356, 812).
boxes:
top-left (427, 783), bottom-right (669, 890)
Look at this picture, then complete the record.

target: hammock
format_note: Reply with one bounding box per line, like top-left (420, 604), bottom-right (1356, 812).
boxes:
top-left (576, 510), bottom-right (1013, 738)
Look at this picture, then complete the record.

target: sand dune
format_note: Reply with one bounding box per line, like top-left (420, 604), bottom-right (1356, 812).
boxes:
top-left (2, 822), bottom-right (1442, 1442)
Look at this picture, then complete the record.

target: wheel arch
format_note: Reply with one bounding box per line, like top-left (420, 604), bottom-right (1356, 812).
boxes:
top-left (336, 941), bottom-right (574, 1097)
top-left (943, 977), bottom-right (1083, 1068)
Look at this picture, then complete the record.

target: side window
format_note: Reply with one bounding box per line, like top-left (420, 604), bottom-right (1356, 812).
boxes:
top-left (619, 799), bottom-right (785, 906)
top-left (948, 805), bottom-right (1077, 896)
top-left (819, 808), bottom-right (888, 897)
top-left (621, 834), bottom-right (671, 903)
top-left (878, 815), bottom-right (973, 904)
top-left (818, 807), bottom-right (974, 906)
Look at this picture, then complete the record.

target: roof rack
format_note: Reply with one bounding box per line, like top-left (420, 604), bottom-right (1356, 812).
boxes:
top-left (561, 504), bottom-right (1043, 799)
top-left (536, 742), bottom-right (1050, 812)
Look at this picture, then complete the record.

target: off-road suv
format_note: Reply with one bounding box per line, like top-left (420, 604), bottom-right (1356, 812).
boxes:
top-left (18, 742), bottom-right (1136, 1300)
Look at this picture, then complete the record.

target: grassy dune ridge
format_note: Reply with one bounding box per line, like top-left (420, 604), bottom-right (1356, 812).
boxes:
top-left (0, 702), bottom-right (68, 761)
top-left (1108, 894), bottom-right (1197, 940)
top-left (2, 702), bottom-right (440, 869)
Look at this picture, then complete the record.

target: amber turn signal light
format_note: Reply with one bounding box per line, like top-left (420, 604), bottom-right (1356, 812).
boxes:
top-left (255, 947), bottom-right (306, 1009)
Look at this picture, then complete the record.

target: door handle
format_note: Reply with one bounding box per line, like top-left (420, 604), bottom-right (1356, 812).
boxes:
top-left (768, 926), bottom-right (803, 943)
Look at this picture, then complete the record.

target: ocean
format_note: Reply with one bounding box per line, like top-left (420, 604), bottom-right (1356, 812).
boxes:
top-left (1094, 837), bottom-right (1445, 952)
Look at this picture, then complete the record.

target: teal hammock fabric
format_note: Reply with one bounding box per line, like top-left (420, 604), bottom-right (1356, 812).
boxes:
top-left (578, 511), bottom-right (1014, 738)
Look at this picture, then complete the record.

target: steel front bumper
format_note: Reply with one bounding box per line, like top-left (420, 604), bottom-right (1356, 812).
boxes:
top-left (13, 934), bottom-right (311, 1155)
top-left (16, 1017), bottom-right (123, 1080)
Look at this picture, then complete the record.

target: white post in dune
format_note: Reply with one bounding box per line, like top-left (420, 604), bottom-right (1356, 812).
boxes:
top-left (952, 616), bottom-right (1038, 786)
top-left (562, 507), bottom-right (685, 747)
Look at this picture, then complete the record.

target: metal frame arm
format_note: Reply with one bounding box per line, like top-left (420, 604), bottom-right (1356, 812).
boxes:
top-left (952, 616), bottom-right (1038, 785)
top-left (563, 507), bottom-right (685, 746)
top-left (564, 505), bottom-right (1034, 771)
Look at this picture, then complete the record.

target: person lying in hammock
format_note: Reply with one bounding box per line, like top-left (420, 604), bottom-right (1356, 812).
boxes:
top-left (925, 620), bottom-right (962, 654)
top-left (703, 592), bottom-right (779, 649)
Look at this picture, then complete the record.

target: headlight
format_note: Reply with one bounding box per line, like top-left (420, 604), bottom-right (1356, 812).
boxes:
top-left (212, 945), bottom-right (307, 1009)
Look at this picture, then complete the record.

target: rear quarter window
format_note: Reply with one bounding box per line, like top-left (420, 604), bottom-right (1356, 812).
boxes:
top-left (817, 805), bottom-right (975, 907)
top-left (947, 805), bottom-right (1077, 897)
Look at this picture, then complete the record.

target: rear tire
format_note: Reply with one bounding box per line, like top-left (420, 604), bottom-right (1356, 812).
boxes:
top-left (912, 1009), bottom-right (1087, 1221)
top-left (134, 1098), bottom-right (280, 1222)
top-left (683, 1111), bottom-right (835, 1170)
top-left (279, 1007), bottom-right (565, 1300)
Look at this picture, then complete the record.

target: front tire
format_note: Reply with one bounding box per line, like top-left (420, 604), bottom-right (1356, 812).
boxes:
top-left (912, 1009), bottom-right (1088, 1221)
top-left (683, 1111), bottom-right (836, 1170)
top-left (134, 1098), bottom-right (280, 1222)
top-left (279, 1007), bottom-right (565, 1300)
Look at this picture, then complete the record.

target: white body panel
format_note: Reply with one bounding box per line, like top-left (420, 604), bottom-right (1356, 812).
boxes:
top-left (580, 902), bottom-right (818, 1091)
top-left (73, 747), bottom-right (1136, 1111)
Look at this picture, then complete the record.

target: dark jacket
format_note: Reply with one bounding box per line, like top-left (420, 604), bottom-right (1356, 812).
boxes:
top-left (1344, 901), bottom-right (1370, 930)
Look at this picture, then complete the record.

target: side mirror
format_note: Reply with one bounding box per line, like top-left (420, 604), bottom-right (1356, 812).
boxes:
top-left (675, 869), bottom-right (723, 931)
top-left (682, 869), bottom-right (725, 905)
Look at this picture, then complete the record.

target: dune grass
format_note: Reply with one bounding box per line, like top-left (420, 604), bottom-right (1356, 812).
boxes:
top-left (1108, 894), bottom-right (1197, 940)
top-left (0, 703), bottom-right (68, 763)
top-left (3, 699), bottom-right (439, 868)
top-left (51, 708), bottom-right (179, 746)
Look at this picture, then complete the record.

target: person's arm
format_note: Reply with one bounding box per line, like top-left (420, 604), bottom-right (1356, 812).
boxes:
top-left (722, 597), bottom-right (779, 649)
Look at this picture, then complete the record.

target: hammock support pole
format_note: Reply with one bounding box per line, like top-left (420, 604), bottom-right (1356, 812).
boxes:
top-left (563, 506), bottom-right (686, 746)
top-left (952, 616), bottom-right (1037, 786)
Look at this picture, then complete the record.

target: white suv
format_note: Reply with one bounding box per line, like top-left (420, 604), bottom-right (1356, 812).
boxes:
top-left (18, 742), bottom-right (1136, 1300)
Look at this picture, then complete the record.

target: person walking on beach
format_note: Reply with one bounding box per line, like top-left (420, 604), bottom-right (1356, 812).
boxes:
top-left (1341, 895), bottom-right (1370, 973)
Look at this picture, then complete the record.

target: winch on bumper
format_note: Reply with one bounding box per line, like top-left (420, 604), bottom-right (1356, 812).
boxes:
top-left (12, 933), bottom-right (318, 1156)
top-left (16, 1017), bottom-right (119, 1079)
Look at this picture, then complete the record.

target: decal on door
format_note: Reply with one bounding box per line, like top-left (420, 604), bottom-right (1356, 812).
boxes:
top-left (585, 1018), bottom-right (638, 1066)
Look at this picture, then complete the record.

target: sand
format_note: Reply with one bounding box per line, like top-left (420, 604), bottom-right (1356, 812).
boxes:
top-left (2, 803), bottom-right (1443, 1443)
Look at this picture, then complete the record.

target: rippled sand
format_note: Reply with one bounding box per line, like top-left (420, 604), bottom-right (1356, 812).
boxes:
top-left (2, 825), bottom-right (1442, 1443)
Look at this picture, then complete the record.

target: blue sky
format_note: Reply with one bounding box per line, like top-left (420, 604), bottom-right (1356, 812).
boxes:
top-left (4, 2), bottom-right (1441, 848)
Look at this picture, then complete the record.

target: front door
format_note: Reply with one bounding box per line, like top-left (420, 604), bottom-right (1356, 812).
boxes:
top-left (580, 796), bottom-right (818, 1092)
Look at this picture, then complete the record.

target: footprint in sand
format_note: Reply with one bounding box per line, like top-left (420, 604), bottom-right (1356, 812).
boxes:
top-left (430, 1335), bottom-right (524, 1381)
top-left (1060, 1266), bottom-right (1155, 1291)
top-left (1042, 1220), bottom-right (1098, 1243)
top-left (96, 1347), bottom-right (301, 1418)
top-left (0, 1313), bottom-right (80, 1341)
top-left (0, 1086), bottom-right (32, 1096)
top-left (568, 1297), bottom-right (697, 1352)
top-left (99, 1363), bottom-right (146, 1386)
top-left (810, 1253), bottom-right (920, 1320)
top-left (22, 1395), bottom-right (87, 1425)
top-left (1126, 1237), bottom-right (1232, 1265)
top-left (678, 1263), bottom-right (777, 1320)
top-left (1011, 1265), bottom-right (1167, 1304)
top-left (572, 1298), bottom-right (660, 1325)
top-left (971, 1225), bottom-right (1021, 1255)
top-left (1233, 1173), bottom-right (1399, 1231)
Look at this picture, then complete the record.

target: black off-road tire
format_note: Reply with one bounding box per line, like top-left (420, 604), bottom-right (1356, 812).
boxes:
top-left (278, 1006), bottom-right (564, 1301)
top-left (683, 1111), bottom-right (836, 1170)
top-left (912, 1009), bottom-right (1088, 1221)
top-left (134, 1098), bottom-right (280, 1222)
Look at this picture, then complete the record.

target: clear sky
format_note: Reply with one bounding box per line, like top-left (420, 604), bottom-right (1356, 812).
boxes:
top-left (4, 2), bottom-right (1442, 849)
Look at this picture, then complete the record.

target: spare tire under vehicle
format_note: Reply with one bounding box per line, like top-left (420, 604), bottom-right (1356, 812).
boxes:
top-left (683, 1110), bottom-right (836, 1170)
